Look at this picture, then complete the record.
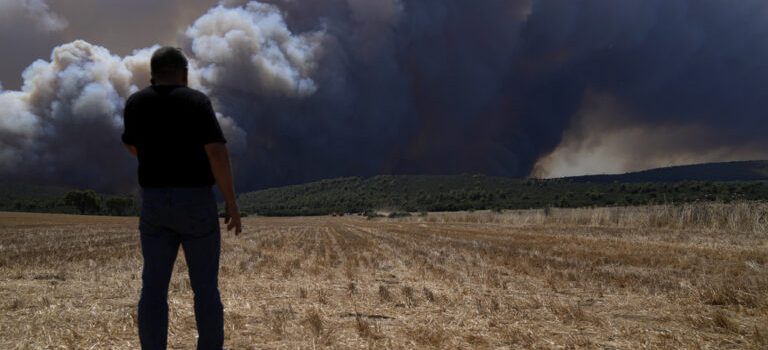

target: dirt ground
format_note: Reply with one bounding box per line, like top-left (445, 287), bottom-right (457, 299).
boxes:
top-left (0, 210), bottom-right (766, 349)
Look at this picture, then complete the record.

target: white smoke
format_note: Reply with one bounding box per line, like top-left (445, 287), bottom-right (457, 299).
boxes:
top-left (0, 0), bottom-right (68, 32)
top-left (0, 1), bottom-right (322, 187)
top-left (0, 90), bottom-right (39, 168)
top-left (184, 2), bottom-right (324, 97)
top-left (0, 40), bottom-right (148, 181)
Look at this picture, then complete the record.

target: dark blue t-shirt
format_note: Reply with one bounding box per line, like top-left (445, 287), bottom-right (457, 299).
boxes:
top-left (122, 85), bottom-right (227, 188)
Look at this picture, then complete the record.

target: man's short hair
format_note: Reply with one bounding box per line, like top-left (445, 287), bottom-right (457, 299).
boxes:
top-left (151, 47), bottom-right (188, 80)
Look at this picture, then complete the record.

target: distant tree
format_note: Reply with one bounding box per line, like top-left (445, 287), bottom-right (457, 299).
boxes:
top-left (105, 197), bottom-right (135, 216)
top-left (63, 190), bottom-right (100, 214)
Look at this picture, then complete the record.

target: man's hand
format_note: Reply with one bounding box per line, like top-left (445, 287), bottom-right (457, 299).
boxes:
top-left (224, 202), bottom-right (242, 235)
top-left (205, 142), bottom-right (241, 235)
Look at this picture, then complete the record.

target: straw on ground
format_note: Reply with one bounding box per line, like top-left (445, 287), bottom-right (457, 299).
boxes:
top-left (0, 202), bottom-right (766, 348)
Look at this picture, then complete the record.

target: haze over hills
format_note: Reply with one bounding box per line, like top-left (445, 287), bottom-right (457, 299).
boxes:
top-left (1, 160), bottom-right (767, 216)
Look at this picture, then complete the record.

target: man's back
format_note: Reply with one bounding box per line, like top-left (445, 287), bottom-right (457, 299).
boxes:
top-left (122, 85), bottom-right (226, 188)
top-left (121, 47), bottom-right (242, 350)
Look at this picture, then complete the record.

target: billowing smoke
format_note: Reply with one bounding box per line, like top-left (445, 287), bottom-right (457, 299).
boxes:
top-left (0, 0), bottom-right (67, 32)
top-left (0, 1), bottom-right (317, 191)
top-left (0, 41), bottom-right (138, 190)
top-left (184, 2), bottom-right (323, 97)
top-left (1, 0), bottom-right (768, 191)
top-left (532, 92), bottom-right (768, 178)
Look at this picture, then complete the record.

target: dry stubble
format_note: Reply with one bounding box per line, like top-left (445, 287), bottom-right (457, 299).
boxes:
top-left (0, 203), bottom-right (767, 349)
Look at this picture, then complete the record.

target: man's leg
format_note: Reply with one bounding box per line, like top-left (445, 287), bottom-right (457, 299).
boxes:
top-left (182, 230), bottom-right (224, 350)
top-left (138, 222), bottom-right (180, 350)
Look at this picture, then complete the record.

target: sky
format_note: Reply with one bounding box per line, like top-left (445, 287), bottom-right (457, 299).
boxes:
top-left (0, 0), bottom-right (767, 192)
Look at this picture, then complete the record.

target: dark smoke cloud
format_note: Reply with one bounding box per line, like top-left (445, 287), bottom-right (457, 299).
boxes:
top-left (526, 0), bottom-right (768, 176)
top-left (1, 0), bottom-right (767, 191)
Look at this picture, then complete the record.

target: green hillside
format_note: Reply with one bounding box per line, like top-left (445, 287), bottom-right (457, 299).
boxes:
top-left (237, 161), bottom-right (768, 216)
top-left (3, 160), bottom-right (768, 217)
top-left (238, 175), bottom-right (768, 216)
top-left (567, 160), bottom-right (768, 183)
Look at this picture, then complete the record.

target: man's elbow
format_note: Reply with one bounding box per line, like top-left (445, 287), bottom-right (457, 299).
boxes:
top-left (204, 142), bottom-right (229, 162)
top-left (123, 143), bottom-right (138, 156)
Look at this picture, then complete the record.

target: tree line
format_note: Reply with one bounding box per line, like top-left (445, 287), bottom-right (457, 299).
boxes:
top-left (8, 190), bottom-right (139, 216)
top-left (3, 176), bottom-right (768, 217)
top-left (237, 175), bottom-right (768, 216)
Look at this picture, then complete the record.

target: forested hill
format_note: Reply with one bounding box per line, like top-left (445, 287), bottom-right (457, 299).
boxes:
top-left (238, 162), bottom-right (768, 216)
top-left (566, 160), bottom-right (768, 183)
top-left (2, 160), bottom-right (768, 217)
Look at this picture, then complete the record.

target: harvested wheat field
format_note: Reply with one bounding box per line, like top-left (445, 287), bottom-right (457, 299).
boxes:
top-left (1, 203), bottom-right (767, 349)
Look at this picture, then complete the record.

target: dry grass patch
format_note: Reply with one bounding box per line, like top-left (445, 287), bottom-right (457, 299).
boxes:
top-left (1, 205), bottom-right (766, 348)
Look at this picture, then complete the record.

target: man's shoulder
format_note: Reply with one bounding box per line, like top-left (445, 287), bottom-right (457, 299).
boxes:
top-left (125, 86), bottom-right (162, 108)
top-left (171, 86), bottom-right (211, 104)
top-left (126, 86), bottom-right (211, 105)
top-left (126, 86), bottom-right (152, 103)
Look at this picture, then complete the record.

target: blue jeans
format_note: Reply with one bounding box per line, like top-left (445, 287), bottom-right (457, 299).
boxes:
top-left (138, 187), bottom-right (224, 350)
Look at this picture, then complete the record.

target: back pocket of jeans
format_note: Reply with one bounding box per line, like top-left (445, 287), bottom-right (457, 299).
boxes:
top-left (176, 202), bottom-right (218, 237)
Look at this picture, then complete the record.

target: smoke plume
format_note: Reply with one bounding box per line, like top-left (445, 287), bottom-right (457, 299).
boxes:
top-left (1, 0), bottom-right (767, 191)
top-left (0, 0), bottom-right (67, 32)
top-left (183, 2), bottom-right (323, 97)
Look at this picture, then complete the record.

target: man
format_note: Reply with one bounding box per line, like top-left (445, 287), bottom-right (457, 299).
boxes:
top-left (121, 46), bottom-right (242, 350)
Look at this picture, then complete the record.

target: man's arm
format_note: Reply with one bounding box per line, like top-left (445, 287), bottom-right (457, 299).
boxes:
top-left (204, 142), bottom-right (242, 235)
top-left (123, 144), bottom-right (137, 156)
top-left (122, 96), bottom-right (138, 156)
